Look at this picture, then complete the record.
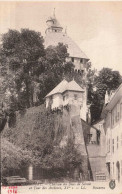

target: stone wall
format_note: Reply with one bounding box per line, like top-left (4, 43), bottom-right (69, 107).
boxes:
top-left (53, 105), bottom-right (90, 180)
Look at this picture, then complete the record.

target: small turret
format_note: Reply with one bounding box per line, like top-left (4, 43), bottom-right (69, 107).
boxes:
top-left (46, 9), bottom-right (63, 34)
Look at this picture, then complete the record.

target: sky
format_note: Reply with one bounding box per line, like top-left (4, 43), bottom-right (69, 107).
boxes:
top-left (0, 1), bottom-right (122, 74)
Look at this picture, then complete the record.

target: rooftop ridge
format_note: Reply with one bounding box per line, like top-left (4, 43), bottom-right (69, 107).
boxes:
top-left (45, 79), bottom-right (84, 98)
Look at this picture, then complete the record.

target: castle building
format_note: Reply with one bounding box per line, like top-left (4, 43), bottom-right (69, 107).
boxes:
top-left (44, 12), bottom-right (108, 180)
top-left (102, 83), bottom-right (122, 183)
top-left (44, 12), bottom-right (89, 71)
top-left (45, 79), bottom-right (87, 121)
top-left (44, 11), bottom-right (90, 121)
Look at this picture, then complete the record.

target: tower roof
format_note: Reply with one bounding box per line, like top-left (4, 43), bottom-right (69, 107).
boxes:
top-left (46, 16), bottom-right (63, 29)
top-left (45, 32), bottom-right (89, 59)
top-left (45, 12), bottom-right (89, 60)
top-left (46, 9), bottom-right (63, 31)
top-left (45, 79), bottom-right (84, 98)
top-left (66, 80), bottom-right (84, 92)
top-left (46, 79), bottom-right (68, 97)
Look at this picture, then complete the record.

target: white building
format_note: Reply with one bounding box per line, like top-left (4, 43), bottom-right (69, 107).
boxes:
top-left (44, 12), bottom-right (90, 71)
top-left (45, 79), bottom-right (87, 121)
top-left (102, 84), bottom-right (122, 182)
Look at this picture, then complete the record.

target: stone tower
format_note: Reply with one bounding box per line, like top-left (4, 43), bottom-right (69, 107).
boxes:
top-left (44, 11), bottom-right (90, 72)
top-left (45, 9), bottom-right (63, 34)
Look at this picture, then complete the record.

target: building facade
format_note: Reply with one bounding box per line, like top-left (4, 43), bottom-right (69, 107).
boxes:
top-left (44, 12), bottom-right (90, 71)
top-left (102, 84), bottom-right (122, 182)
top-left (82, 119), bottom-right (108, 181)
top-left (45, 79), bottom-right (87, 121)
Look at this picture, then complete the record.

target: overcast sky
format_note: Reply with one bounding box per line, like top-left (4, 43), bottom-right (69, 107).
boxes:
top-left (0, 1), bottom-right (122, 74)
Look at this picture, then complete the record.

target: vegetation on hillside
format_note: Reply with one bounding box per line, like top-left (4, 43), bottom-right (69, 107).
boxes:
top-left (1, 138), bottom-right (33, 175)
top-left (1, 105), bottom-right (83, 177)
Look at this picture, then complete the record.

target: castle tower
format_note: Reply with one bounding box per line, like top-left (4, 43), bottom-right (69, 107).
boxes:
top-left (44, 11), bottom-right (90, 72)
top-left (46, 9), bottom-right (63, 34)
top-left (44, 11), bottom-right (91, 122)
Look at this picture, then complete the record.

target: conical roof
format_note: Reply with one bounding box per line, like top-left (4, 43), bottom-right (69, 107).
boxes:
top-left (45, 13), bottom-right (89, 59)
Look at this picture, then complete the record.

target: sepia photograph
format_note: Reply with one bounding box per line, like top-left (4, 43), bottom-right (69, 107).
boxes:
top-left (0, 1), bottom-right (122, 194)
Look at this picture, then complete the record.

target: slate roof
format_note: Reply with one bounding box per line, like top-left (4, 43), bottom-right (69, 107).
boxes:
top-left (46, 79), bottom-right (84, 97)
top-left (66, 80), bottom-right (84, 92)
top-left (45, 32), bottom-right (89, 59)
top-left (46, 79), bottom-right (68, 97)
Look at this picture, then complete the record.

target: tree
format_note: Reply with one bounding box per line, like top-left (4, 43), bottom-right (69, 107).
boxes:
top-left (95, 68), bottom-right (121, 91)
top-left (89, 68), bottom-right (122, 123)
top-left (0, 29), bottom-right (74, 110)
top-left (1, 104), bottom-right (84, 178)
top-left (37, 43), bottom-right (74, 102)
top-left (0, 29), bottom-right (45, 110)
top-left (1, 138), bottom-right (32, 175)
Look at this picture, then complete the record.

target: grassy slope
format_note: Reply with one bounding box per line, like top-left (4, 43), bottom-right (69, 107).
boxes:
top-left (2, 105), bottom-right (54, 147)
top-left (1, 104), bottom-right (86, 173)
top-left (1, 137), bottom-right (32, 173)
top-left (1, 104), bottom-right (57, 172)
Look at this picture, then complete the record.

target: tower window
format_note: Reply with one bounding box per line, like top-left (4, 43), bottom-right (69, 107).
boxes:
top-left (112, 139), bottom-right (114, 153)
top-left (74, 94), bottom-right (78, 100)
top-left (80, 59), bottom-right (83, 63)
top-left (71, 57), bottom-right (74, 62)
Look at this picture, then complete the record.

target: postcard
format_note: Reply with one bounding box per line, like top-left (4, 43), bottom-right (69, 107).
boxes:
top-left (0, 1), bottom-right (122, 194)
